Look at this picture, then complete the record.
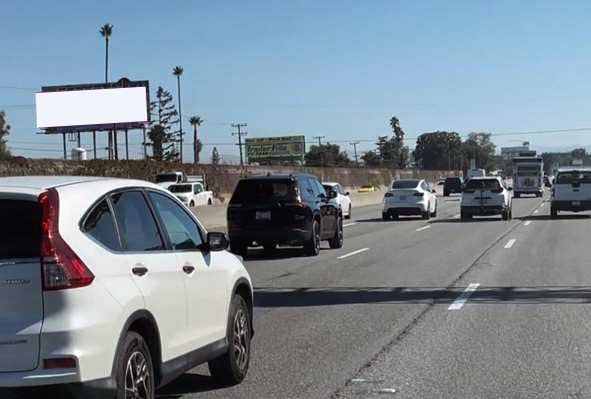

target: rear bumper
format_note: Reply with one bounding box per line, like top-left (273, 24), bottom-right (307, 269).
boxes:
top-left (551, 200), bottom-right (591, 211)
top-left (229, 227), bottom-right (311, 245)
top-left (514, 188), bottom-right (543, 194)
top-left (461, 205), bottom-right (505, 216)
top-left (383, 204), bottom-right (426, 215)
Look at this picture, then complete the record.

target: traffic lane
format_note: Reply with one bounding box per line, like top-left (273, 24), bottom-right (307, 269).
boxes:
top-left (169, 198), bottom-right (542, 398)
top-left (241, 198), bottom-right (460, 287)
top-left (337, 197), bottom-right (591, 398)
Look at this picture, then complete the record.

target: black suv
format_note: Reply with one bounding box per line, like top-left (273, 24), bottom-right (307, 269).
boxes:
top-left (227, 174), bottom-right (343, 256)
top-left (443, 176), bottom-right (463, 196)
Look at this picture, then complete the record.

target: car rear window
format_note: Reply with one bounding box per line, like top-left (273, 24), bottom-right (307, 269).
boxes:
top-left (169, 184), bottom-right (192, 193)
top-left (555, 171), bottom-right (591, 184)
top-left (0, 199), bottom-right (41, 259)
top-left (392, 180), bottom-right (419, 189)
top-left (445, 177), bottom-right (461, 184)
top-left (465, 179), bottom-right (501, 191)
top-left (231, 179), bottom-right (297, 204)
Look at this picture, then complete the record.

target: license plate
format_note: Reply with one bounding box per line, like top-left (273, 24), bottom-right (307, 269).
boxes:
top-left (572, 201), bottom-right (581, 206)
top-left (255, 211), bottom-right (271, 220)
top-left (399, 196), bottom-right (407, 201)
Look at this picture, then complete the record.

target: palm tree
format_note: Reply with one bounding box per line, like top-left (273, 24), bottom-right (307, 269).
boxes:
top-left (99, 23), bottom-right (113, 82)
top-left (189, 116), bottom-right (203, 164)
top-left (173, 66), bottom-right (184, 163)
top-left (100, 23), bottom-right (114, 158)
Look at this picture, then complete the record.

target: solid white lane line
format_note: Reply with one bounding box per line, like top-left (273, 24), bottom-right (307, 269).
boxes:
top-left (539, 203), bottom-right (545, 208)
top-left (448, 283), bottom-right (480, 310)
top-left (343, 222), bottom-right (358, 227)
top-left (524, 221), bottom-right (532, 226)
top-left (504, 239), bottom-right (516, 249)
top-left (533, 209), bottom-right (539, 214)
top-left (416, 225), bottom-right (431, 232)
top-left (337, 248), bottom-right (370, 260)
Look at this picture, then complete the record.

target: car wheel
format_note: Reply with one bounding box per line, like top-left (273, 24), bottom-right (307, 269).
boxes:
top-left (460, 211), bottom-right (471, 221)
top-left (304, 220), bottom-right (320, 256)
top-left (422, 207), bottom-right (430, 220)
top-left (209, 295), bottom-right (252, 386)
top-left (345, 205), bottom-right (352, 220)
top-left (115, 332), bottom-right (155, 399)
top-left (382, 212), bottom-right (389, 221)
top-left (208, 198), bottom-right (213, 205)
top-left (329, 216), bottom-right (344, 249)
top-left (551, 207), bottom-right (558, 218)
top-left (443, 191), bottom-right (449, 197)
top-left (502, 209), bottom-right (509, 220)
top-left (189, 200), bottom-right (195, 207)
top-left (514, 192), bottom-right (520, 198)
top-left (431, 202), bottom-right (437, 218)
top-left (391, 210), bottom-right (399, 220)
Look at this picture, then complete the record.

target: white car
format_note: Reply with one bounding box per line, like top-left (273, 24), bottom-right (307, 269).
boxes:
top-left (322, 182), bottom-right (352, 219)
top-left (460, 176), bottom-right (513, 220)
top-left (169, 182), bottom-right (214, 207)
top-left (0, 176), bottom-right (253, 398)
top-left (551, 167), bottom-right (591, 217)
top-left (382, 179), bottom-right (437, 220)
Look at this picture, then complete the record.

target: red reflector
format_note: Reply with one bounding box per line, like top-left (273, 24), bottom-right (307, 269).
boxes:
top-left (43, 357), bottom-right (77, 369)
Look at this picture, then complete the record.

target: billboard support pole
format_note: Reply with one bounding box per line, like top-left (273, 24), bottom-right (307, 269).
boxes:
top-left (77, 131), bottom-right (81, 148)
top-left (114, 130), bottom-right (119, 160)
top-left (62, 133), bottom-right (67, 160)
top-left (125, 128), bottom-right (129, 160)
top-left (142, 126), bottom-right (147, 159)
top-left (93, 130), bottom-right (97, 159)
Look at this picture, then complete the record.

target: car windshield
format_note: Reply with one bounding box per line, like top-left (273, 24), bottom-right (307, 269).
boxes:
top-left (555, 171), bottom-right (591, 184)
top-left (392, 180), bottom-right (419, 189)
top-left (465, 179), bottom-right (502, 191)
top-left (155, 174), bottom-right (178, 183)
top-left (230, 179), bottom-right (297, 204)
top-left (169, 184), bottom-right (192, 193)
top-left (323, 184), bottom-right (336, 193)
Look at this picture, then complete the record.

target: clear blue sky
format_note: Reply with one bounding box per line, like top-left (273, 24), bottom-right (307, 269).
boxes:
top-left (3, 0), bottom-right (591, 161)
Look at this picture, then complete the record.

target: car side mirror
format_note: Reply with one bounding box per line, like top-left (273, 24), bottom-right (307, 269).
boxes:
top-left (345, 192), bottom-right (350, 196)
top-left (205, 232), bottom-right (228, 252)
top-left (327, 190), bottom-right (338, 199)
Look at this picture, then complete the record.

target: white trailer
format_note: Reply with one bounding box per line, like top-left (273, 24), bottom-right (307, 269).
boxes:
top-left (512, 156), bottom-right (544, 198)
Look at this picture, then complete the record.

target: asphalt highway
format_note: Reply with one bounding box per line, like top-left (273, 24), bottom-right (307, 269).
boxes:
top-left (155, 191), bottom-right (580, 399)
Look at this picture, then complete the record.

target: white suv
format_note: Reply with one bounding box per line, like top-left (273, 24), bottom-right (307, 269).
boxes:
top-left (461, 176), bottom-right (513, 220)
top-left (0, 176), bottom-right (253, 398)
top-left (551, 167), bottom-right (591, 217)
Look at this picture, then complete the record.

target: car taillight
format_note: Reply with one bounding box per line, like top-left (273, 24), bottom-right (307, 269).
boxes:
top-left (413, 192), bottom-right (424, 197)
top-left (39, 189), bottom-right (94, 291)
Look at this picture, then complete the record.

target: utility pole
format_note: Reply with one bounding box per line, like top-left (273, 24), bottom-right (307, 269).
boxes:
top-left (350, 141), bottom-right (360, 165)
top-left (232, 123), bottom-right (248, 166)
top-left (313, 136), bottom-right (325, 169)
top-left (313, 136), bottom-right (325, 146)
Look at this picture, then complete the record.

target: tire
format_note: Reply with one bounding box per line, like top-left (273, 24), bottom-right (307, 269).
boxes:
top-left (460, 210), bottom-right (472, 221)
top-left (209, 295), bottom-right (252, 386)
top-left (208, 198), bottom-right (213, 205)
top-left (382, 212), bottom-right (389, 221)
top-left (443, 191), bottom-right (449, 197)
top-left (189, 200), bottom-right (195, 207)
top-left (115, 332), bottom-right (155, 399)
top-left (263, 243), bottom-right (276, 253)
top-left (514, 192), bottom-right (520, 198)
top-left (391, 211), bottom-right (399, 220)
top-left (304, 219), bottom-right (320, 256)
top-left (422, 208), bottom-right (430, 220)
top-left (329, 216), bottom-right (344, 249)
top-left (502, 209), bottom-right (509, 221)
top-left (551, 207), bottom-right (558, 218)
top-left (431, 202), bottom-right (437, 218)
top-left (345, 205), bottom-right (352, 220)
top-left (230, 239), bottom-right (247, 257)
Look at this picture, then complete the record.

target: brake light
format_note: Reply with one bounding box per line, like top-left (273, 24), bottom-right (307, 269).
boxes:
top-left (39, 189), bottom-right (94, 291)
top-left (413, 192), bottom-right (424, 197)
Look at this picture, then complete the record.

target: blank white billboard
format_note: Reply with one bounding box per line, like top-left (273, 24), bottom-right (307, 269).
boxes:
top-left (36, 87), bottom-right (148, 129)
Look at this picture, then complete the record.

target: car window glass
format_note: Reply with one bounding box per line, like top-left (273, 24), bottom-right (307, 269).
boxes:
top-left (304, 178), bottom-right (317, 198)
top-left (465, 179), bottom-right (501, 191)
top-left (148, 192), bottom-right (204, 250)
top-left (84, 199), bottom-right (120, 250)
top-left (393, 180), bottom-right (419, 189)
top-left (111, 191), bottom-right (164, 251)
top-left (313, 179), bottom-right (326, 197)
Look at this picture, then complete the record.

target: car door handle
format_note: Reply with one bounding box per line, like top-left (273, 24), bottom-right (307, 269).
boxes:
top-left (132, 265), bottom-right (148, 276)
top-left (182, 265), bottom-right (195, 274)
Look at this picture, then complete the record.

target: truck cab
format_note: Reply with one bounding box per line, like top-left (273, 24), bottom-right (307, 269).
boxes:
top-left (155, 172), bottom-right (184, 189)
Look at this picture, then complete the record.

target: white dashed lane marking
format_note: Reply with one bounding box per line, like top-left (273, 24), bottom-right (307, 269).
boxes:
top-left (337, 248), bottom-right (370, 260)
top-left (524, 221), bottom-right (532, 226)
top-left (416, 225), bottom-right (431, 232)
top-left (448, 283), bottom-right (480, 310)
top-left (343, 222), bottom-right (358, 227)
top-left (533, 209), bottom-right (539, 214)
top-left (504, 239), bottom-right (516, 249)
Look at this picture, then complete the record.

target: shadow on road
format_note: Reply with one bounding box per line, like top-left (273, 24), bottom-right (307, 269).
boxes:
top-left (157, 373), bottom-right (220, 398)
top-left (519, 214), bottom-right (591, 221)
top-left (429, 217), bottom-right (501, 224)
top-left (244, 247), bottom-right (309, 261)
top-left (254, 286), bottom-right (591, 307)
top-left (356, 217), bottom-right (423, 223)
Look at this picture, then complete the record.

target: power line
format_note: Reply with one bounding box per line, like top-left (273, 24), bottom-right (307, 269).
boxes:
top-left (231, 123), bottom-right (248, 165)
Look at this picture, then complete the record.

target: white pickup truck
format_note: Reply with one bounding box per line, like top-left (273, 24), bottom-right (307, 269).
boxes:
top-left (169, 181), bottom-right (214, 207)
